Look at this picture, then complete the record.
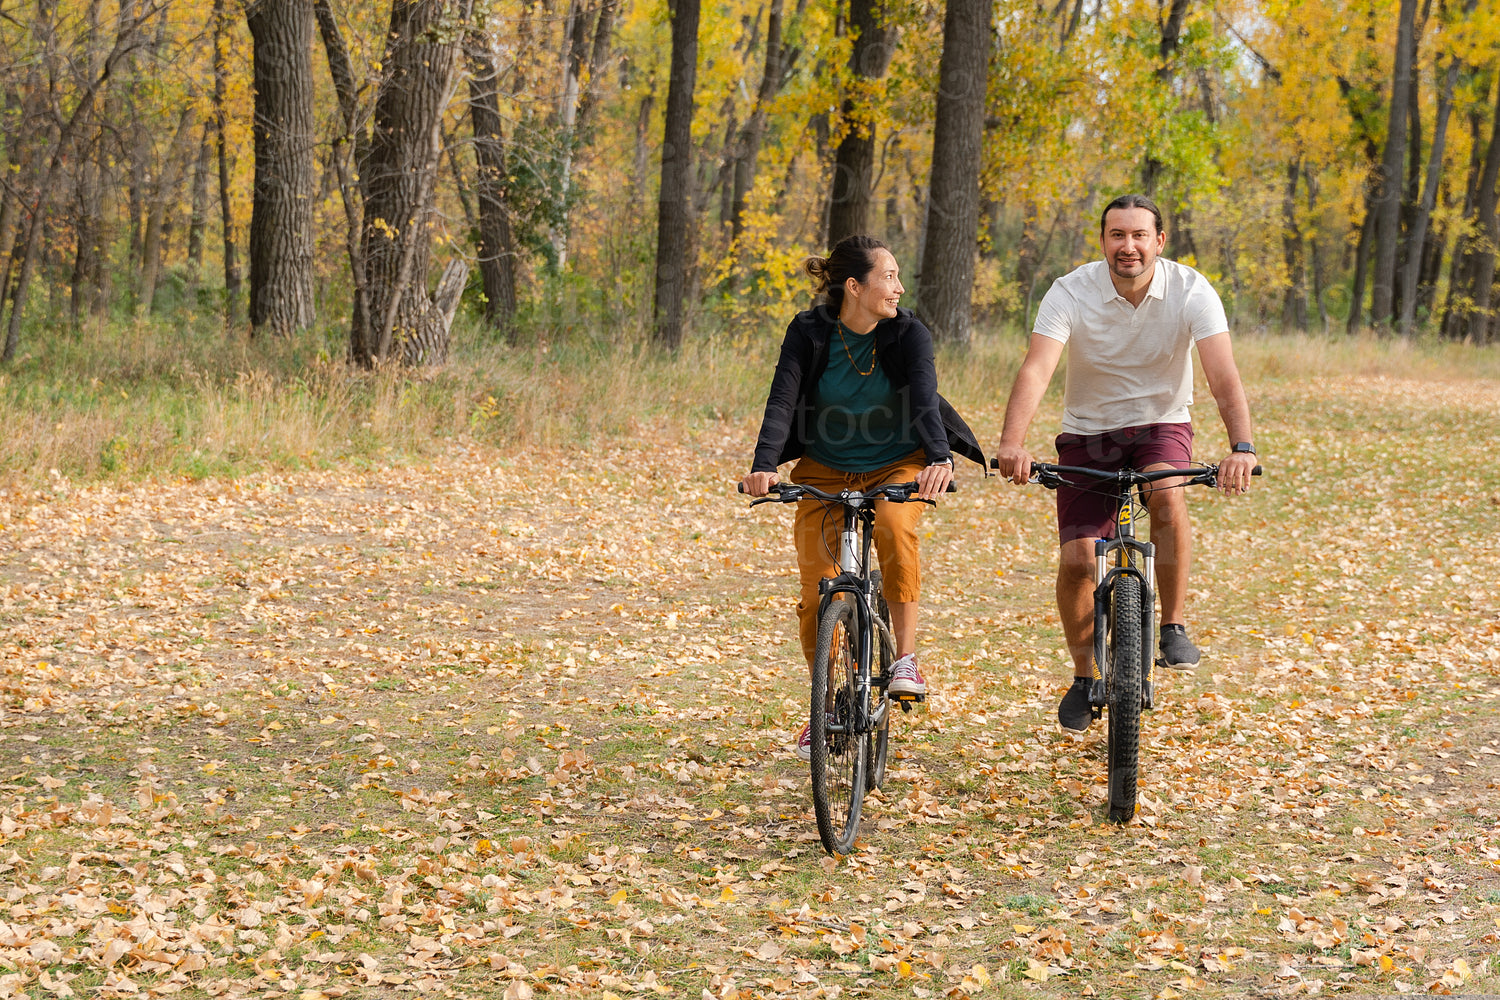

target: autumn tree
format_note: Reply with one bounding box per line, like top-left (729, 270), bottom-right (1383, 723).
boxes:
top-left (213, 0), bottom-right (245, 326)
top-left (1, 2), bottom-right (165, 361)
top-left (729, 0), bottom-right (789, 246)
top-left (652, 0), bottom-right (701, 349)
top-left (466, 29), bottom-right (518, 337)
top-left (827, 0), bottom-right (897, 246)
top-left (246, 0), bottom-right (317, 336)
top-left (315, 0), bottom-right (472, 365)
top-left (1369, 0), bottom-right (1417, 327)
top-left (916, 0), bottom-right (989, 346)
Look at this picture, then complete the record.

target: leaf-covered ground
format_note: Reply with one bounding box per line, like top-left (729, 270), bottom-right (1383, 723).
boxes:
top-left (2, 372), bottom-right (1499, 999)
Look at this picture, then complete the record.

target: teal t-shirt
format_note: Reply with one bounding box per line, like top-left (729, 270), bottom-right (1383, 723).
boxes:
top-left (804, 325), bottom-right (917, 472)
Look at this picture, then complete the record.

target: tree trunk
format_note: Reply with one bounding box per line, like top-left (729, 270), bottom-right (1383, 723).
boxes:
top-left (213, 0), bottom-right (243, 326)
top-left (1398, 53), bottom-right (1460, 336)
top-left (730, 0), bottom-right (785, 244)
top-left (137, 108), bottom-right (196, 315)
top-left (1281, 160), bottom-right (1307, 330)
top-left (916, 0), bottom-right (988, 346)
top-left (652, 0), bottom-right (701, 349)
top-left (1297, 171), bottom-right (1326, 330)
top-left (574, 0), bottom-right (617, 135)
top-left (354, 0), bottom-right (473, 367)
top-left (1370, 0), bottom-right (1416, 325)
top-left (1347, 205), bottom-right (1375, 333)
top-left (547, 0), bottom-right (593, 268)
top-left (1463, 87), bottom-right (1500, 343)
top-left (186, 119), bottom-right (213, 295)
top-left (1141, 0), bottom-right (1191, 196)
top-left (826, 0), bottom-right (896, 246)
top-left (313, 0), bottom-right (371, 346)
top-left (70, 133), bottom-right (106, 328)
top-left (633, 90), bottom-right (656, 208)
top-left (467, 36), bottom-right (519, 337)
top-left (246, 0), bottom-right (317, 336)
top-left (1442, 79), bottom-right (1500, 341)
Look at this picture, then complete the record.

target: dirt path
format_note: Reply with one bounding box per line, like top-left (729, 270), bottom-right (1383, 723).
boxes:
top-left (1, 378), bottom-right (1499, 998)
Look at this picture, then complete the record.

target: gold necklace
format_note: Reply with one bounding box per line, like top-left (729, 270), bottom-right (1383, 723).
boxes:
top-left (836, 320), bottom-right (877, 376)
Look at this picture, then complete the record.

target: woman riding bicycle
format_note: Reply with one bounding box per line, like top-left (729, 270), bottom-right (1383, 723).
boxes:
top-left (739, 235), bottom-right (985, 760)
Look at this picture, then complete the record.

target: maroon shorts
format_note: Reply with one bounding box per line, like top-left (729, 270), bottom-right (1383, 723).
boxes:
top-left (1053, 423), bottom-right (1194, 543)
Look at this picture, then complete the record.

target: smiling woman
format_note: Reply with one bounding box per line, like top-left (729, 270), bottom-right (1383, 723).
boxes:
top-left (738, 234), bottom-right (987, 761)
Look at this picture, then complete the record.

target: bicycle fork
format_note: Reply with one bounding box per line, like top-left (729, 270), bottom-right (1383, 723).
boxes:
top-left (1091, 537), bottom-right (1158, 716)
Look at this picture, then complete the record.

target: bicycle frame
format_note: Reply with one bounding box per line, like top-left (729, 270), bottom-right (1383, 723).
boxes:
top-left (817, 497), bottom-right (893, 741)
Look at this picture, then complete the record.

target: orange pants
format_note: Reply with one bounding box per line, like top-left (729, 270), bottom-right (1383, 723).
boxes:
top-left (791, 451), bottom-right (928, 667)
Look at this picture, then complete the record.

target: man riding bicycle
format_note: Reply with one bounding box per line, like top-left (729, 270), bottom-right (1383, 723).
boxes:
top-left (993, 194), bottom-right (1257, 732)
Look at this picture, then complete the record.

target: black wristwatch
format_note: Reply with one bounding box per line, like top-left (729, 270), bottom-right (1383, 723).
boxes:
top-left (1231, 441), bottom-right (1256, 455)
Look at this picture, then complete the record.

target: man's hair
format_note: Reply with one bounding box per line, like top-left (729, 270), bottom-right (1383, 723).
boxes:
top-left (1100, 194), bottom-right (1164, 235)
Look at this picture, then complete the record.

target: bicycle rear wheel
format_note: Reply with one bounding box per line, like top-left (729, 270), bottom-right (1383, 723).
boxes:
top-left (811, 597), bottom-right (867, 854)
top-left (1106, 573), bottom-right (1143, 824)
top-left (866, 572), bottom-right (891, 792)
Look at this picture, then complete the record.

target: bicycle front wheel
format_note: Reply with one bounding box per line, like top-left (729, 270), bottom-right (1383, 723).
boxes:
top-left (1106, 573), bottom-right (1143, 824)
top-left (811, 597), bottom-right (867, 854)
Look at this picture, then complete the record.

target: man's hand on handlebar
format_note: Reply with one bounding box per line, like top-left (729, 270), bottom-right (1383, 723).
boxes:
top-left (1216, 452), bottom-right (1257, 496)
top-left (991, 443), bottom-right (1033, 486)
top-left (740, 471), bottom-right (780, 497)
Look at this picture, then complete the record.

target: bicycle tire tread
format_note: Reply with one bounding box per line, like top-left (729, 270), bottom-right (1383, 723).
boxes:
top-left (1107, 574), bottom-right (1143, 824)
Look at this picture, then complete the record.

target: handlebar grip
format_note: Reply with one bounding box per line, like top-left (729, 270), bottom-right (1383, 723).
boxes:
top-left (1252, 465), bottom-right (1263, 476)
top-left (737, 482), bottom-right (745, 493)
top-left (989, 457), bottom-right (999, 470)
top-left (946, 481), bottom-right (957, 493)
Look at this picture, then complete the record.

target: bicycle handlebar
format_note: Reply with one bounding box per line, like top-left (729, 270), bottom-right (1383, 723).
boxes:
top-left (1024, 461), bottom-right (1262, 491)
top-left (737, 479), bottom-right (957, 506)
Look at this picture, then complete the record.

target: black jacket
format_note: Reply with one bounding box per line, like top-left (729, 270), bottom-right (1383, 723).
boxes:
top-left (750, 305), bottom-right (987, 473)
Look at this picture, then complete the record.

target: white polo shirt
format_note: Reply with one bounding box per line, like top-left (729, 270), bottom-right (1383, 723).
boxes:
top-left (1032, 258), bottom-right (1228, 435)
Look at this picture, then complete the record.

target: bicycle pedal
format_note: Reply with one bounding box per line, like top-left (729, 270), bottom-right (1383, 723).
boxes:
top-left (891, 692), bottom-right (925, 702)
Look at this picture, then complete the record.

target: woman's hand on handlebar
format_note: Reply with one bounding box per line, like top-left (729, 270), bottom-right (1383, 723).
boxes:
top-left (740, 470), bottom-right (780, 497)
top-left (992, 443), bottom-right (1033, 485)
top-left (914, 461), bottom-right (953, 501)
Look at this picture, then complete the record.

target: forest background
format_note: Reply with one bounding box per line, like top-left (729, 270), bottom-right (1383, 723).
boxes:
top-left (3, 3), bottom-right (1500, 998)
top-left (3, 0), bottom-right (1499, 367)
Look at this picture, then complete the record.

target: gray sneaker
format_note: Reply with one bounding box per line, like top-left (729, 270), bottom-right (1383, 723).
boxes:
top-left (1158, 624), bottom-right (1200, 670)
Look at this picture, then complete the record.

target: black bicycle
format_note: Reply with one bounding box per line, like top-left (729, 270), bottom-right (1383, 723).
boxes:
top-left (740, 479), bottom-right (944, 853)
top-left (1027, 461), bottom-right (1260, 823)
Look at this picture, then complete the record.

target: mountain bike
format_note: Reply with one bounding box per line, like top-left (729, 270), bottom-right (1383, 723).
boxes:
top-left (740, 479), bottom-right (946, 854)
top-left (1026, 460), bottom-right (1260, 823)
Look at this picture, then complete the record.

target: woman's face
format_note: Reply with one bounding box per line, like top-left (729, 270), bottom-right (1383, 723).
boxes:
top-left (846, 249), bottom-right (903, 321)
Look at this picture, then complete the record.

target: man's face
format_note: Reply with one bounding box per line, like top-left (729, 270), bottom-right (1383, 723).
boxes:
top-left (1101, 207), bottom-right (1166, 282)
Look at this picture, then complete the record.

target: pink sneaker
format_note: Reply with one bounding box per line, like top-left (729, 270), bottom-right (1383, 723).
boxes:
top-left (888, 654), bottom-right (927, 696)
top-left (794, 722), bottom-right (813, 762)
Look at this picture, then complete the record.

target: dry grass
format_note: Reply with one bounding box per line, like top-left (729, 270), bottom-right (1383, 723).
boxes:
top-left (5, 312), bottom-right (1496, 490)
